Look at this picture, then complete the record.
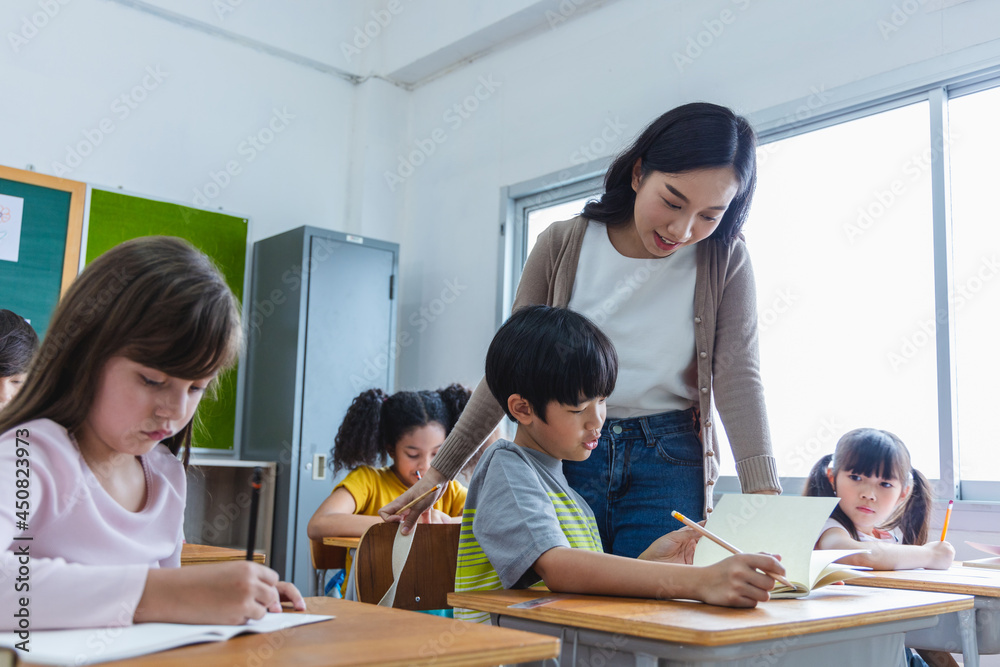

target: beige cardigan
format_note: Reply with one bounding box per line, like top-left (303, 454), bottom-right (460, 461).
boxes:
top-left (433, 216), bottom-right (782, 514)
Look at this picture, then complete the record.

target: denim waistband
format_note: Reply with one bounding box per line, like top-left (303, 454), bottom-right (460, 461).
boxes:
top-left (601, 407), bottom-right (699, 439)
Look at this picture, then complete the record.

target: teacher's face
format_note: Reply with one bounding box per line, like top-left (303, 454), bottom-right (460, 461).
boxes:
top-left (630, 162), bottom-right (739, 258)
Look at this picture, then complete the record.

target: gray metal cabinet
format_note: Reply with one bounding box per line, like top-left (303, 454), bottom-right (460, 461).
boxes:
top-left (241, 226), bottom-right (398, 592)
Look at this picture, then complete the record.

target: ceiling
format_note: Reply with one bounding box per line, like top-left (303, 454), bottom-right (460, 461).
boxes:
top-left (109, 0), bottom-right (615, 88)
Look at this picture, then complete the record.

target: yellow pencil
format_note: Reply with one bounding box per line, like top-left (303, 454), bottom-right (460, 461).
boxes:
top-left (940, 499), bottom-right (954, 541)
top-left (671, 510), bottom-right (792, 589)
top-left (396, 483), bottom-right (443, 515)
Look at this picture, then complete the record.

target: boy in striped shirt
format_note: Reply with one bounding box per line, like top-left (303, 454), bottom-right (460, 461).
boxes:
top-left (455, 306), bottom-right (783, 622)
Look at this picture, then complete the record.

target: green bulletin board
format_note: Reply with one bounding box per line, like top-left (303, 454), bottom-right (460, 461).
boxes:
top-left (85, 189), bottom-right (248, 451)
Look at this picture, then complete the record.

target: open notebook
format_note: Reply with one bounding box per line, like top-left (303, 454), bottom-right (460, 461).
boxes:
top-left (961, 542), bottom-right (1000, 570)
top-left (691, 494), bottom-right (869, 598)
top-left (0, 612), bottom-right (333, 666)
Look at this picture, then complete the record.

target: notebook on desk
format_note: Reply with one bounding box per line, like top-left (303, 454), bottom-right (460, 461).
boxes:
top-left (962, 556), bottom-right (1000, 571)
top-left (691, 494), bottom-right (869, 598)
top-left (0, 613), bottom-right (333, 666)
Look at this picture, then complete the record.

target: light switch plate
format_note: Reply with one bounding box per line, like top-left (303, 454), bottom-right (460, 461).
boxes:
top-left (312, 453), bottom-right (327, 481)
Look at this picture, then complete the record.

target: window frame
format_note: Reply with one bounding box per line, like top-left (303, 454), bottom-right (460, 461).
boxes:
top-left (496, 165), bottom-right (605, 326)
top-left (498, 58), bottom-right (1000, 503)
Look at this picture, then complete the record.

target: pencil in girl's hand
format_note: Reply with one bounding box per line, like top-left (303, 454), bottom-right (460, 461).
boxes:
top-left (940, 499), bottom-right (954, 541)
top-left (246, 467), bottom-right (263, 561)
top-left (396, 483), bottom-right (443, 515)
top-left (671, 510), bottom-right (793, 589)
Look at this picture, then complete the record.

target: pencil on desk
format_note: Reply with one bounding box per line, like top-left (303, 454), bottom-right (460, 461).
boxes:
top-left (397, 483), bottom-right (443, 515)
top-left (940, 499), bottom-right (954, 541)
top-left (671, 510), bottom-right (792, 589)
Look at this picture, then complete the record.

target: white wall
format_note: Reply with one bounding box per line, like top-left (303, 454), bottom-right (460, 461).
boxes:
top-left (0, 0), bottom-right (360, 244)
top-left (136, 0), bottom-right (366, 74)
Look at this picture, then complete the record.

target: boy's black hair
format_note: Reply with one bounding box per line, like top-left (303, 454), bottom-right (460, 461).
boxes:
top-left (485, 305), bottom-right (618, 423)
top-left (0, 309), bottom-right (39, 377)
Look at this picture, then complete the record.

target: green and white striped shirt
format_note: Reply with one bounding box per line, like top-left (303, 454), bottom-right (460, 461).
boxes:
top-left (454, 440), bottom-right (602, 623)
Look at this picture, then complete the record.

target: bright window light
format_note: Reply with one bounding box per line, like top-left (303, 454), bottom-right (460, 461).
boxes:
top-left (525, 196), bottom-right (593, 258)
top-left (717, 102), bottom-right (939, 480)
top-left (950, 85), bottom-right (1000, 482)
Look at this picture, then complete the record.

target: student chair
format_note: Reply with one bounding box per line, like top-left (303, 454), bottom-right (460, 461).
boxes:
top-left (353, 521), bottom-right (462, 611)
top-left (310, 538), bottom-right (347, 597)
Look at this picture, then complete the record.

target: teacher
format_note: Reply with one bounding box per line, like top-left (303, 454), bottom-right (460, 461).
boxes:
top-left (382, 102), bottom-right (781, 557)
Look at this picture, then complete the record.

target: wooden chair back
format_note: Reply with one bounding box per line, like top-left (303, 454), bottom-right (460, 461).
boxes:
top-left (311, 539), bottom-right (347, 570)
top-left (310, 539), bottom-right (347, 596)
top-left (354, 522), bottom-right (461, 610)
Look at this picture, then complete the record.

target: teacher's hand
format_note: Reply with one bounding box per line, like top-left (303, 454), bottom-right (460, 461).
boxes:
top-left (637, 525), bottom-right (702, 564)
top-left (379, 468), bottom-right (448, 535)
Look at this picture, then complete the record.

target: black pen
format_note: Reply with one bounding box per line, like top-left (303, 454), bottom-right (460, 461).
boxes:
top-left (246, 467), bottom-right (262, 561)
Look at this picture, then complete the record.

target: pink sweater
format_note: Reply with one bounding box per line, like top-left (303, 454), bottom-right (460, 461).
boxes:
top-left (0, 419), bottom-right (186, 630)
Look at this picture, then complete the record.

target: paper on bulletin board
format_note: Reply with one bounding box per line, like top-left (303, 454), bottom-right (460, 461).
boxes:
top-left (0, 193), bottom-right (24, 263)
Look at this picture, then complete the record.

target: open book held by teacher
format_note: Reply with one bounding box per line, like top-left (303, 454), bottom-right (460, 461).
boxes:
top-left (691, 495), bottom-right (869, 599)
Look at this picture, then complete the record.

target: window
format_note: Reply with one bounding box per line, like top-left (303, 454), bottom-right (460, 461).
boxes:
top-left (949, 85), bottom-right (1000, 483)
top-left (715, 102), bottom-right (940, 478)
top-left (525, 196), bottom-right (593, 259)
top-left (499, 173), bottom-right (602, 322)
top-left (503, 75), bottom-right (1000, 496)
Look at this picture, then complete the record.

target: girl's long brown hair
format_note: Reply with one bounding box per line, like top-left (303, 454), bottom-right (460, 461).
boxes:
top-left (0, 236), bottom-right (241, 466)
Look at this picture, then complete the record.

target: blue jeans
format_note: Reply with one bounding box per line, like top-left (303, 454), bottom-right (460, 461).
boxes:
top-left (563, 408), bottom-right (705, 558)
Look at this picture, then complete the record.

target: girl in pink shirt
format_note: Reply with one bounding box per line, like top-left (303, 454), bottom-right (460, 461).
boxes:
top-left (0, 237), bottom-right (304, 630)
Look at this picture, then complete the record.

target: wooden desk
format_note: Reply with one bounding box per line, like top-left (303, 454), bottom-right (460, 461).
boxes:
top-left (181, 543), bottom-right (265, 565)
top-left (849, 565), bottom-right (1000, 664)
top-left (450, 586), bottom-right (973, 667)
top-left (21, 598), bottom-right (559, 667)
top-left (323, 536), bottom-right (361, 549)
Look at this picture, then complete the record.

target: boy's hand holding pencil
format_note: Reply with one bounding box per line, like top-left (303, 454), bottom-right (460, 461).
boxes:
top-left (697, 552), bottom-right (787, 608)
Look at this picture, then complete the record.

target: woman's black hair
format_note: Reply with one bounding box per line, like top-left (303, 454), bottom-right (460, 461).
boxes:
top-left (331, 383), bottom-right (472, 472)
top-left (485, 305), bottom-right (618, 422)
top-left (0, 309), bottom-right (39, 377)
top-left (804, 429), bottom-right (932, 545)
top-left (581, 102), bottom-right (758, 242)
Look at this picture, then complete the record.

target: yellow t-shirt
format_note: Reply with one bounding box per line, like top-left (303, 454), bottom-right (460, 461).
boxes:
top-left (332, 465), bottom-right (467, 594)
top-left (336, 465), bottom-right (467, 518)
